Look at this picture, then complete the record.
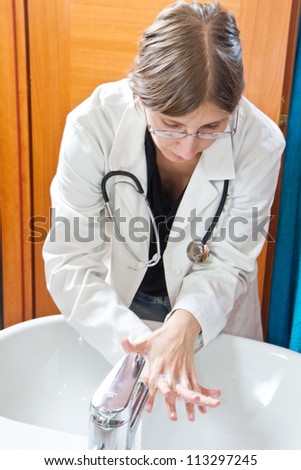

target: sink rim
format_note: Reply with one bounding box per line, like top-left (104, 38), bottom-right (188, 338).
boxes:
top-left (1, 314), bottom-right (300, 363)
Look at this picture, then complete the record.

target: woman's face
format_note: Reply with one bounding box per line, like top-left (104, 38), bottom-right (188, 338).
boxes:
top-left (144, 102), bottom-right (231, 165)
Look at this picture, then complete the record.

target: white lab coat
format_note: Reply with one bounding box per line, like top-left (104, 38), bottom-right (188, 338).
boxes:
top-left (43, 79), bottom-right (285, 365)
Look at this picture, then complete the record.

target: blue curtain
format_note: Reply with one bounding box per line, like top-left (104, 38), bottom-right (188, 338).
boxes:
top-left (267, 15), bottom-right (301, 352)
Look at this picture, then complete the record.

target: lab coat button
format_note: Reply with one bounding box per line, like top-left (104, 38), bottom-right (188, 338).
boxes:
top-left (172, 265), bottom-right (181, 275)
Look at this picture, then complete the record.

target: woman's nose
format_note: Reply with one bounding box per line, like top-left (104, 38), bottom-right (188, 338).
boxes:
top-left (176, 136), bottom-right (203, 160)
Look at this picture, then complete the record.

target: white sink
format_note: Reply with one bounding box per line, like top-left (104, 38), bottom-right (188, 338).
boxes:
top-left (0, 315), bottom-right (300, 449)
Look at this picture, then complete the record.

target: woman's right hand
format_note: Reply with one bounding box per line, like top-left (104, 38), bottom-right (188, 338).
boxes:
top-left (121, 309), bottom-right (221, 421)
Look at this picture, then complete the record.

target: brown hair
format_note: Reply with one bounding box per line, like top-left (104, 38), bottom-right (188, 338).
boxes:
top-left (129, 1), bottom-right (244, 116)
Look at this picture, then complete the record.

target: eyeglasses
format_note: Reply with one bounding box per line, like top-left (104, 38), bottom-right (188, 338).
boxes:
top-left (145, 106), bottom-right (239, 140)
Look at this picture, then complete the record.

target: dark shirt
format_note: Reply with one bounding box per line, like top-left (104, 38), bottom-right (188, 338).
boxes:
top-left (138, 131), bottom-right (184, 296)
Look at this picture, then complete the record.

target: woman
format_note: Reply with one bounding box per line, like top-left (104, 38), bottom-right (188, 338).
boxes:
top-left (43, 2), bottom-right (285, 422)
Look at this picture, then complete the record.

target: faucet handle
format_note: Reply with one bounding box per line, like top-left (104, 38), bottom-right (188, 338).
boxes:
top-left (91, 352), bottom-right (146, 414)
top-left (130, 380), bottom-right (149, 432)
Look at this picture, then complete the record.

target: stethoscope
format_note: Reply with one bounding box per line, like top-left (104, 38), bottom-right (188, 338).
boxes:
top-left (101, 171), bottom-right (229, 266)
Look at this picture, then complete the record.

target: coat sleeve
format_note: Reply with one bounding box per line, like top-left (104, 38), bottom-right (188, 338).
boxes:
top-left (171, 110), bottom-right (286, 346)
top-left (43, 106), bottom-right (151, 365)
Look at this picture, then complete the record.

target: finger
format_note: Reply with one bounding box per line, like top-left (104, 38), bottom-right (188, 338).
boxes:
top-left (139, 374), bottom-right (149, 385)
top-left (197, 405), bottom-right (207, 414)
top-left (165, 394), bottom-right (178, 421)
top-left (200, 386), bottom-right (222, 398)
top-left (185, 402), bottom-right (195, 422)
top-left (120, 337), bottom-right (134, 353)
top-left (120, 337), bottom-right (150, 357)
top-left (145, 386), bottom-right (157, 413)
top-left (175, 383), bottom-right (220, 408)
top-left (188, 377), bottom-right (222, 402)
top-left (192, 382), bottom-right (222, 409)
top-left (186, 371), bottom-right (221, 401)
top-left (157, 376), bottom-right (173, 398)
top-left (147, 360), bottom-right (164, 389)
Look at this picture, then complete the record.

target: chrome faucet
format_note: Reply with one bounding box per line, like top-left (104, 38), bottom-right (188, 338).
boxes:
top-left (88, 352), bottom-right (149, 450)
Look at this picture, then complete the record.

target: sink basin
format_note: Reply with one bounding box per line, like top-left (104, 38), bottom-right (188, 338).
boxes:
top-left (0, 315), bottom-right (301, 449)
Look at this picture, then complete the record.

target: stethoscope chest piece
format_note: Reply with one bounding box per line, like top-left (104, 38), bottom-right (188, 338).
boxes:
top-left (187, 240), bottom-right (209, 264)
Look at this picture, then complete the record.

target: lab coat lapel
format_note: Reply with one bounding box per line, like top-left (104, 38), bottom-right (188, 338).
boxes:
top-left (175, 136), bottom-right (235, 228)
top-left (108, 102), bottom-right (149, 217)
top-left (201, 132), bottom-right (236, 180)
top-left (107, 103), bottom-right (150, 265)
top-left (108, 103), bottom-right (147, 186)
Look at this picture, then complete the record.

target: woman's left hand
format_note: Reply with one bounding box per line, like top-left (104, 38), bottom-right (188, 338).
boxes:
top-left (121, 309), bottom-right (221, 421)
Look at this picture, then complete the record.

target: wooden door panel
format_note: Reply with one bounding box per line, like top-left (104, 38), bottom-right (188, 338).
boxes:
top-left (0, 0), bottom-right (33, 326)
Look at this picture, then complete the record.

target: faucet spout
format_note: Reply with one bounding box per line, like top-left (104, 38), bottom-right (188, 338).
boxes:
top-left (88, 352), bottom-right (149, 450)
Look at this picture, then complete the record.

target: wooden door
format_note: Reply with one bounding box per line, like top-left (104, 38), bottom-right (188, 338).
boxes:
top-left (1, 0), bottom-right (33, 326)
top-left (1, 0), bottom-right (299, 330)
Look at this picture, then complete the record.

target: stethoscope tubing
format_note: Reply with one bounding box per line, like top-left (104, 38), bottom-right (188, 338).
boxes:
top-left (101, 170), bottom-right (144, 202)
top-left (102, 171), bottom-right (161, 267)
top-left (201, 179), bottom-right (229, 245)
top-left (101, 170), bottom-right (228, 266)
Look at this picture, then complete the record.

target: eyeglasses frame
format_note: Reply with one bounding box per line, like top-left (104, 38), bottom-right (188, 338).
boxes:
top-left (144, 105), bottom-right (239, 140)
